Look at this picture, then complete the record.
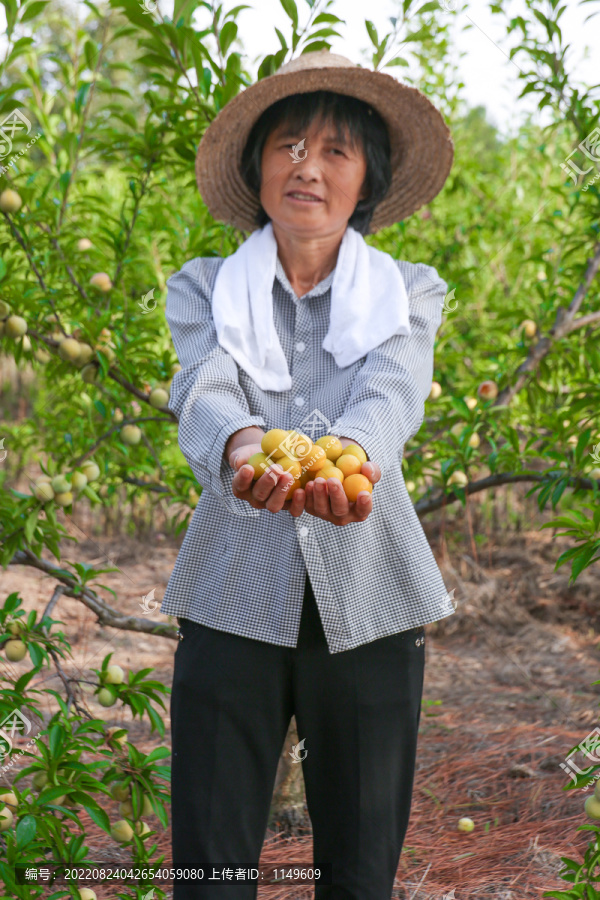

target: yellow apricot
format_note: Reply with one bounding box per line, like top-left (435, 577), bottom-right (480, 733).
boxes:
top-left (336, 454), bottom-right (362, 478)
top-left (289, 433), bottom-right (314, 461)
top-left (321, 466), bottom-right (344, 483)
top-left (343, 444), bottom-right (368, 464)
top-left (300, 470), bottom-right (316, 488)
top-left (343, 474), bottom-right (373, 502)
top-left (246, 452), bottom-right (273, 480)
top-left (316, 435), bottom-right (344, 461)
top-left (305, 447), bottom-right (329, 474)
top-left (261, 429), bottom-right (288, 460)
top-left (278, 457), bottom-right (302, 480)
top-left (284, 479), bottom-right (304, 501)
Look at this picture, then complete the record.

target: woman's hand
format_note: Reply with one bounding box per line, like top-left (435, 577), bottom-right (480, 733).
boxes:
top-left (301, 460), bottom-right (381, 526)
top-left (229, 442), bottom-right (381, 524)
top-left (229, 443), bottom-right (295, 514)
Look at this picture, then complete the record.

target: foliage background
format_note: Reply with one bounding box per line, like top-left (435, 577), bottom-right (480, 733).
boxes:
top-left (0, 0), bottom-right (599, 896)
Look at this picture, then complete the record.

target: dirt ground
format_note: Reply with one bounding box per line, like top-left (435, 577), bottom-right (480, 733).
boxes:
top-left (1, 515), bottom-right (599, 899)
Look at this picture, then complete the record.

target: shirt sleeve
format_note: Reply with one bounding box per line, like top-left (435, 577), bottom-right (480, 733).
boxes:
top-left (329, 260), bottom-right (446, 476)
top-left (165, 257), bottom-right (266, 518)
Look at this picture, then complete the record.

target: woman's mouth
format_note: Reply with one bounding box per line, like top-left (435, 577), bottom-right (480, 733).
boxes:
top-left (286, 191), bottom-right (323, 203)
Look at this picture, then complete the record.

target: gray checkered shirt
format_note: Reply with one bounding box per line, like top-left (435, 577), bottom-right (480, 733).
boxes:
top-left (159, 251), bottom-right (456, 653)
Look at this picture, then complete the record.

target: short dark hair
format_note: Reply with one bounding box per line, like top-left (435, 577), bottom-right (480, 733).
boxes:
top-left (240, 90), bottom-right (392, 235)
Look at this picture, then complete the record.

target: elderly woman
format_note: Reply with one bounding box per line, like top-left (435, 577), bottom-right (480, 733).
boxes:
top-left (161, 50), bottom-right (455, 900)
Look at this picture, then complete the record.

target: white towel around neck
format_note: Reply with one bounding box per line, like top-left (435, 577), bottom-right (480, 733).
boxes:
top-left (210, 222), bottom-right (411, 392)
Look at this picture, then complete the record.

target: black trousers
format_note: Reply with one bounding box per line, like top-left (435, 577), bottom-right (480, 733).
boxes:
top-left (170, 574), bottom-right (425, 899)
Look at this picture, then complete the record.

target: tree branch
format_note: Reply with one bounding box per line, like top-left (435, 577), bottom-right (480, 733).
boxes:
top-left (495, 242), bottom-right (600, 405)
top-left (9, 548), bottom-right (177, 641)
top-left (414, 471), bottom-right (599, 516)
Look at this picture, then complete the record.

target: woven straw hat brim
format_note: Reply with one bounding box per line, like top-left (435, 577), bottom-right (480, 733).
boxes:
top-left (195, 53), bottom-right (454, 234)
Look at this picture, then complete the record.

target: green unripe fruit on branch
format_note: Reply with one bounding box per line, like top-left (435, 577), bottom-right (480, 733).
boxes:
top-left (584, 795), bottom-right (600, 819)
top-left (149, 388), bottom-right (170, 409)
top-left (119, 799), bottom-right (133, 817)
top-left (34, 483), bottom-right (56, 503)
top-left (0, 808), bottom-right (13, 831)
top-left (111, 782), bottom-right (130, 801)
top-left (34, 346), bottom-right (51, 363)
top-left (4, 640), bottom-right (27, 661)
top-left (110, 819), bottom-right (134, 843)
top-left (477, 380), bottom-right (498, 401)
top-left (141, 794), bottom-right (154, 816)
top-left (77, 889), bottom-right (97, 900)
top-left (81, 461), bottom-right (100, 481)
top-left (96, 343), bottom-right (116, 364)
top-left (6, 619), bottom-right (26, 636)
top-left (0, 189), bottom-right (22, 213)
top-left (106, 727), bottom-right (127, 746)
top-left (54, 491), bottom-right (73, 507)
top-left (0, 300), bottom-right (11, 318)
top-left (58, 338), bottom-right (82, 362)
top-left (448, 471), bottom-right (468, 487)
top-left (51, 475), bottom-right (70, 493)
top-left (76, 343), bottom-right (95, 366)
top-left (120, 425), bottom-right (141, 445)
top-left (0, 791), bottom-right (18, 810)
top-left (5, 315), bottom-right (27, 337)
top-left (77, 238), bottom-right (93, 251)
top-left (104, 664), bottom-right (125, 685)
top-left (90, 272), bottom-right (112, 292)
top-left (32, 771), bottom-right (48, 790)
top-left (97, 686), bottom-right (117, 707)
top-left (81, 364), bottom-right (100, 384)
top-left (70, 471), bottom-right (88, 491)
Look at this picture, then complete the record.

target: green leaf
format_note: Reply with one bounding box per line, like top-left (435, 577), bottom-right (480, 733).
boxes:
top-left (23, 509), bottom-right (39, 544)
top-left (385, 57), bottom-right (409, 67)
top-left (313, 12), bottom-right (344, 24)
top-left (365, 19), bottom-right (379, 47)
top-left (49, 723), bottom-right (64, 757)
top-left (15, 815), bottom-right (36, 849)
top-left (218, 21), bottom-right (237, 55)
top-left (279, 0), bottom-right (298, 29)
top-left (20, 0), bottom-right (49, 22)
top-left (83, 803), bottom-right (110, 833)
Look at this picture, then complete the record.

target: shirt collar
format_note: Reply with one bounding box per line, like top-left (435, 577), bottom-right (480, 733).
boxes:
top-left (275, 255), bottom-right (334, 301)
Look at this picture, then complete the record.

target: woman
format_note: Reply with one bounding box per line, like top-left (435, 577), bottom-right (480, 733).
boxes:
top-left (161, 50), bottom-right (455, 899)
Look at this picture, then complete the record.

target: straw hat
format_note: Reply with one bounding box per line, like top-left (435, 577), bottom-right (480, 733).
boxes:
top-left (195, 50), bottom-right (453, 234)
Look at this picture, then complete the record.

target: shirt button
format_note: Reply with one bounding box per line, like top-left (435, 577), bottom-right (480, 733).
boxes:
top-left (295, 341), bottom-right (306, 352)
top-left (294, 396), bottom-right (305, 407)
top-left (299, 526), bottom-right (308, 537)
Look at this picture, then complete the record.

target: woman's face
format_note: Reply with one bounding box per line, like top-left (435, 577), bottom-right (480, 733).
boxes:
top-left (259, 115), bottom-right (368, 239)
